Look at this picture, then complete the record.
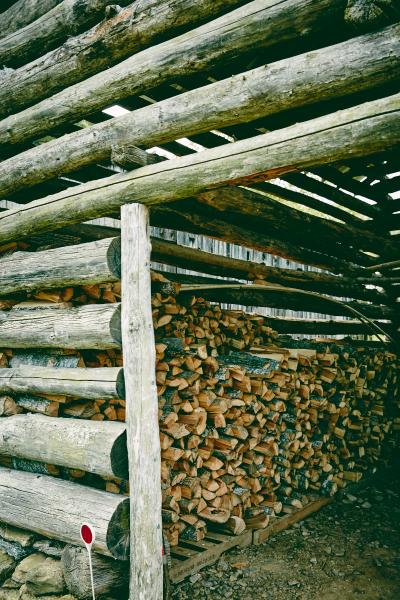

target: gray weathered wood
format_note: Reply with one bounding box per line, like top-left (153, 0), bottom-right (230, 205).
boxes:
top-left (121, 204), bottom-right (163, 599)
top-left (0, 414), bottom-right (128, 478)
top-left (345, 0), bottom-right (400, 31)
top-left (0, 0), bottom-right (63, 40)
top-left (0, 303), bottom-right (121, 349)
top-left (0, 0), bottom-right (244, 115)
top-left (0, 237), bottom-right (120, 295)
top-left (0, 366), bottom-right (124, 399)
top-left (0, 93), bottom-right (398, 245)
top-left (0, 0), bottom-right (129, 68)
top-left (0, 0), bottom-right (349, 147)
top-left (2, 23), bottom-right (399, 196)
top-left (0, 467), bottom-right (130, 558)
top-left (62, 545), bottom-right (129, 599)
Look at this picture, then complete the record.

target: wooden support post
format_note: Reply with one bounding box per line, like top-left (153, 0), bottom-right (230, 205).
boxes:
top-left (121, 204), bottom-right (163, 599)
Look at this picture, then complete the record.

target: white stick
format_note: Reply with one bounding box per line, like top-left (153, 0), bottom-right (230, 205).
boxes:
top-left (87, 548), bottom-right (96, 600)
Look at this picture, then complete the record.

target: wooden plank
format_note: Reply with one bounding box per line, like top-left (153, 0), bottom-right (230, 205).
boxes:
top-left (253, 497), bottom-right (333, 545)
top-left (2, 22), bottom-right (399, 195)
top-left (0, 467), bottom-right (130, 558)
top-left (170, 530), bottom-right (252, 583)
top-left (0, 0), bottom-right (349, 146)
top-left (0, 414), bottom-right (128, 478)
top-left (121, 203), bottom-right (163, 599)
top-left (0, 303), bottom-right (121, 349)
top-left (0, 92), bottom-right (398, 246)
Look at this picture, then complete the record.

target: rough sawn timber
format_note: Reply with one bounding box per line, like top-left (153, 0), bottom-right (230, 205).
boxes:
top-left (0, 303), bottom-right (121, 349)
top-left (2, 23), bottom-right (400, 194)
top-left (0, 92), bottom-right (398, 244)
top-left (0, 0), bottom-right (350, 147)
top-left (0, 467), bottom-right (130, 558)
top-left (0, 366), bottom-right (124, 399)
top-left (121, 204), bottom-right (163, 599)
top-left (0, 414), bottom-right (128, 478)
top-left (0, 0), bottom-right (245, 116)
top-left (0, 236), bottom-right (120, 295)
top-left (0, 0), bottom-right (131, 69)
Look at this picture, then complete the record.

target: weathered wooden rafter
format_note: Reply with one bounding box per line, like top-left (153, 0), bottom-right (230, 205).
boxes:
top-left (0, 0), bottom-right (245, 116)
top-left (255, 316), bottom-right (391, 335)
top-left (0, 0), bottom-right (354, 147)
top-left (0, 0), bottom-right (132, 68)
top-left (0, 0), bottom-right (62, 40)
top-left (0, 93), bottom-right (398, 246)
top-left (1, 21), bottom-right (399, 198)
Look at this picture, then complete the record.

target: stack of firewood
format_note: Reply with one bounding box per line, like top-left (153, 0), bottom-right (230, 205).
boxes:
top-left (0, 270), bottom-right (399, 546)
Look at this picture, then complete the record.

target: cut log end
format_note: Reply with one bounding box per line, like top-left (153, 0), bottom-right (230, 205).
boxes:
top-left (110, 430), bottom-right (129, 480)
top-left (106, 236), bottom-right (121, 279)
top-left (106, 497), bottom-right (130, 560)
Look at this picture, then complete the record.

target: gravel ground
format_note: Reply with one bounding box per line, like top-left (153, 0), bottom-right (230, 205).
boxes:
top-left (172, 473), bottom-right (400, 600)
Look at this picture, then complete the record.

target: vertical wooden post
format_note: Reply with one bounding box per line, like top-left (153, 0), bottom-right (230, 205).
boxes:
top-left (121, 203), bottom-right (163, 599)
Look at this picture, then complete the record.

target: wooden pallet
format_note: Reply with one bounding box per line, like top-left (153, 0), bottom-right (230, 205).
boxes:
top-left (169, 496), bottom-right (332, 582)
top-left (169, 530), bottom-right (252, 583)
top-left (253, 496), bottom-right (333, 545)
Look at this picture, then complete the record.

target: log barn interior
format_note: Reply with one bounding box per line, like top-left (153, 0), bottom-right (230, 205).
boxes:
top-left (0, 0), bottom-right (399, 598)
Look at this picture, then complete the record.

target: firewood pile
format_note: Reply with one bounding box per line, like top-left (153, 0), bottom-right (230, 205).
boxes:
top-left (0, 269), bottom-right (399, 548)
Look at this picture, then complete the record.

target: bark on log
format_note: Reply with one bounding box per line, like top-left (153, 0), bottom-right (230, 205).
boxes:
top-left (260, 316), bottom-right (391, 335)
top-left (0, 303), bottom-right (121, 349)
top-left (0, 0), bottom-right (130, 69)
top-left (0, 0), bottom-right (245, 116)
top-left (62, 545), bottom-right (128, 599)
top-left (150, 238), bottom-right (386, 303)
top-left (0, 93), bottom-right (398, 245)
top-left (0, 237), bottom-right (120, 295)
top-left (177, 283), bottom-right (392, 320)
top-left (121, 204), bottom-right (163, 599)
top-left (0, 0), bottom-right (63, 40)
top-left (0, 366), bottom-right (125, 399)
top-left (0, 0), bottom-right (350, 147)
top-left (0, 415), bottom-right (128, 478)
top-left (0, 467), bottom-right (130, 558)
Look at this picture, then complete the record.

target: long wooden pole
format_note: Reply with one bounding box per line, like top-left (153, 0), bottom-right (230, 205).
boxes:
top-left (0, 0), bottom-right (244, 116)
top-left (0, 0), bottom-right (62, 40)
top-left (121, 204), bottom-right (163, 599)
top-left (2, 22), bottom-right (399, 195)
top-left (0, 0), bottom-right (348, 147)
top-left (0, 93), bottom-right (398, 245)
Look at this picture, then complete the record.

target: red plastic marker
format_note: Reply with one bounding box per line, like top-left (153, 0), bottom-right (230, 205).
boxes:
top-left (80, 523), bottom-right (96, 600)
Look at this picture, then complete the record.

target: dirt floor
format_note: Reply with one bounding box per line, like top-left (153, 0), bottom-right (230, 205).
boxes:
top-left (172, 473), bottom-right (400, 600)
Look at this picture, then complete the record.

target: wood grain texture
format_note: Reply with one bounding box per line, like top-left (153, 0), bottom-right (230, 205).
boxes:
top-left (0, 414), bottom-right (128, 478)
top-left (121, 204), bottom-right (163, 599)
top-left (2, 22), bottom-right (399, 196)
top-left (0, 467), bottom-right (130, 558)
top-left (0, 303), bottom-right (121, 349)
top-left (0, 92), bottom-right (398, 245)
top-left (0, 0), bottom-right (348, 146)
top-left (0, 0), bottom-right (244, 115)
top-left (0, 366), bottom-right (124, 399)
top-left (0, 0), bottom-right (127, 68)
top-left (0, 237), bottom-right (120, 295)
top-left (0, 0), bottom-right (63, 40)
